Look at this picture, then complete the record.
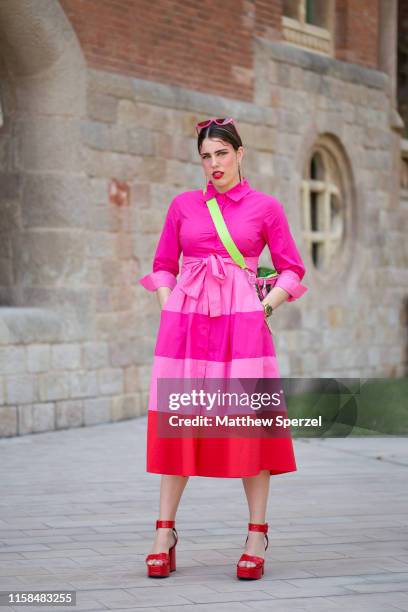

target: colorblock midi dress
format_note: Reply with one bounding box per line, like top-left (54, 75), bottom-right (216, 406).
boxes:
top-left (138, 178), bottom-right (307, 478)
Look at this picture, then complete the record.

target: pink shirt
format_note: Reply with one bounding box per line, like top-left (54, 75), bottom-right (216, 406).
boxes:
top-left (139, 178), bottom-right (307, 301)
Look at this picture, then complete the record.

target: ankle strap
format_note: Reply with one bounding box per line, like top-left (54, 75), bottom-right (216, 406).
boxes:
top-left (247, 522), bottom-right (269, 551)
top-left (156, 520), bottom-right (175, 528)
top-left (248, 522), bottom-right (268, 533)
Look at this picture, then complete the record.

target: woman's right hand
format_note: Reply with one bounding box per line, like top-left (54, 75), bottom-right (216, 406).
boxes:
top-left (156, 286), bottom-right (172, 310)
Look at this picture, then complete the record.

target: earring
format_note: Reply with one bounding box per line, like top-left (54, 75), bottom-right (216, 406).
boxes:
top-left (238, 163), bottom-right (244, 186)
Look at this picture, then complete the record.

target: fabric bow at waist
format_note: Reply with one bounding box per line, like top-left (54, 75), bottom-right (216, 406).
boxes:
top-left (178, 254), bottom-right (258, 318)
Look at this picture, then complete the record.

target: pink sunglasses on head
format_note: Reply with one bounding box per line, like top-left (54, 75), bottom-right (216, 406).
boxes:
top-left (195, 117), bottom-right (235, 134)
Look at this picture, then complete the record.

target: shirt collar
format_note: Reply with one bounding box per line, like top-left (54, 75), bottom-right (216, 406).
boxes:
top-left (203, 178), bottom-right (252, 202)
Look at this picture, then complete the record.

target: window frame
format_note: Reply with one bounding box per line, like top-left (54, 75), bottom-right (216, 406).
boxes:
top-left (282, 0), bottom-right (335, 57)
top-left (301, 136), bottom-right (353, 277)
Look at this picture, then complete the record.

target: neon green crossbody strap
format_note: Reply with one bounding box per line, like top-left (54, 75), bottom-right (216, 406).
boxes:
top-left (206, 196), bottom-right (247, 270)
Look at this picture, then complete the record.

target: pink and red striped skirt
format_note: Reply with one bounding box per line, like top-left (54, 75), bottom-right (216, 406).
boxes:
top-left (146, 254), bottom-right (297, 478)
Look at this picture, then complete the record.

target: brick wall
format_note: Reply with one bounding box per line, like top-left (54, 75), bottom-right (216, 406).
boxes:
top-left (60, 0), bottom-right (255, 101)
top-left (335, 0), bottom-right (379, 68)
top-left (60, 0), bottom-right (380, 102)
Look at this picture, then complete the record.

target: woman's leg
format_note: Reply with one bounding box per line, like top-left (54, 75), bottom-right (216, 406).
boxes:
top-left (147, 474), bottom-right (189, 565)
top-left (238, 469), bottom-right (271, 567)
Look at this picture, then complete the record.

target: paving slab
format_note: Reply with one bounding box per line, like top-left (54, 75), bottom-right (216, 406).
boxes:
top-left (0, 418), bottom-right (407, 611)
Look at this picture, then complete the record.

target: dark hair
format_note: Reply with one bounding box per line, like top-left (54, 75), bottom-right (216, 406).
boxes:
top-left (197, 121), bottom-right (243, 153)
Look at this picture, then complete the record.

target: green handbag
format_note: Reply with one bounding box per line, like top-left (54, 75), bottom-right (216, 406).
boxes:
top-left (205, 196), bottom-right (279, 301)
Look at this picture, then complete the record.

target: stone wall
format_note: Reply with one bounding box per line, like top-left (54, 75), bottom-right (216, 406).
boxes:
top-left (0, 1), bottom-right (146, 437)
top-left (0, 1), bottom-right (406, 437)
top-left (85, 36), bottom-right (407, 381)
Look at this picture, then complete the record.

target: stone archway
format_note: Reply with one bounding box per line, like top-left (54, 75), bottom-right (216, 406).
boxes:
top-left (0, 1), bottom-right (94, 437)
top-left (0, 0), bottom-right (88, 316)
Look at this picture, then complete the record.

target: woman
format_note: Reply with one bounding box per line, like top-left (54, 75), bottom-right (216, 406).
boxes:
top-left (138, 117), bottom-right (307, 580)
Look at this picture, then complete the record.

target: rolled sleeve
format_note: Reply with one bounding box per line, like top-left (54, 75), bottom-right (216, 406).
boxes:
top-left (139, 270), bottom-right (178, 292)
top-left (138, 198), bottom-right (181, 292)
top-left (263, 200), bottom-right (308, 302)
top-left (275, 269), bottom-right (307, 300)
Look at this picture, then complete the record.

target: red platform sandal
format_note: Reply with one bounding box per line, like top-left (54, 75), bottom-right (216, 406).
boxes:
top-left (236, 522), bottom-right (269, 580)
top-left (145, 520), bottom-right (178, 578)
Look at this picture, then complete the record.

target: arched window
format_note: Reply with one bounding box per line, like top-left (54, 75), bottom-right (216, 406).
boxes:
top-left (301, 136), bottom-right (352, 273)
